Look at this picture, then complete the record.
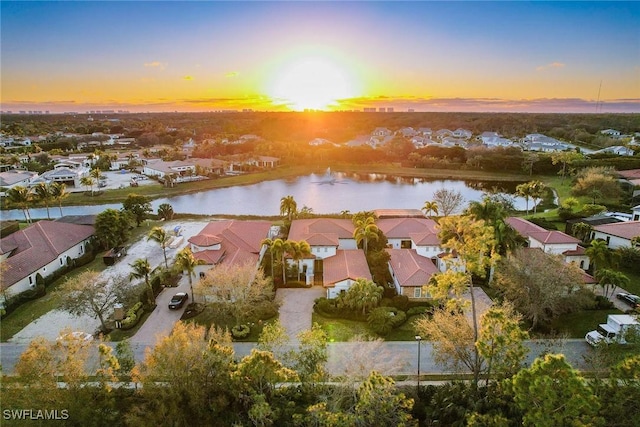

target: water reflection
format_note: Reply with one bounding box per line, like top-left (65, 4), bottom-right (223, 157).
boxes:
top-left (0, 173), bottom-right (528, 220)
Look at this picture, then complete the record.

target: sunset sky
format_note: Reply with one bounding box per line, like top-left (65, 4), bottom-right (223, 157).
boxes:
top-left (2, 1), bottom-right (639, 113)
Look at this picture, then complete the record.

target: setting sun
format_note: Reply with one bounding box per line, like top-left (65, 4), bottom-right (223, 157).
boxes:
top-left (267, 55), bottom-right (358, 111)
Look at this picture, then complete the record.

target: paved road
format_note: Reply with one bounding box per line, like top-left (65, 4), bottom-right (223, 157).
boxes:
top-left (0, 339), bottom-right (591, 376)
top-left (129, 275), bottom-right (191, 345)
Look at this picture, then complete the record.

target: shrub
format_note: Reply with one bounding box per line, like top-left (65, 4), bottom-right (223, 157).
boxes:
top-left (392, 295), bottom-right (410, 311)
top-left (592, 295), bottom-right (614, 310)
top-left (367, 307), bottom-right (407, 336)
top-left (579, 204), bottom-right (607, 217)
top-left (407, 306), bottom-right (431, 317)
top-left (314, 297), bottom-right (340, 317)
top-left (120, 303), bottom-right (144, 330)
top-left (231, 324), bottom-right (250, 339)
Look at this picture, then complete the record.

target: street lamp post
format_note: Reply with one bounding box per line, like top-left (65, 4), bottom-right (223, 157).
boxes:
top-left (415, 335), bottom-right (422, 391)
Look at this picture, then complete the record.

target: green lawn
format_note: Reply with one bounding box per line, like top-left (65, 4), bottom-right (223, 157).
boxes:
top-left (0, 255), bottom-right (107, 342)
top-left (311, 312), bottom-right (424, 342)
top-left (619, 267), bottom-right (640, 296)
top-left (546, 308), bottom-right (623, 338)
top-left (311, 313), bottom-right (371, 342)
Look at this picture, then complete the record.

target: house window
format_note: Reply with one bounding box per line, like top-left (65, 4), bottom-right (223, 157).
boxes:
top-left (60, 258), bottom-right (64, 265)
top-left (29, 276), bottom-right (33, 285)
top-left (199, 272), bottom-right (205, 278)
top-left (580, 260), bottom-right (585, 269)
top-left (413, 287), bottom-right (422, 298)
top-left (324, 247), bottom-right (327, 252)
top-left (401, 240), bottom-right (411, 249)
top-left (606, 236), bottom-right (610, 245)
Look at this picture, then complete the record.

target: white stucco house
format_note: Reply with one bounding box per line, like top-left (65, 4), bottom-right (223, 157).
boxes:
top-left (387, 249), bottom-right (439, 300)
top-left (0, 221), bottom-right (94, 300)
top-left (591, 221), bottom-right (640, 249)
top-left (187, 220), bottom-right (272, 279)
top-left (287, 218), bottom-right (370, 297)
top-left (507, 217), bottom-right (590, 270)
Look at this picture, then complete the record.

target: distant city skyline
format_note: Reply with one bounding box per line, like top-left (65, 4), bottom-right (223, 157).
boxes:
top-left (2, 1), bottom-right (639, 113)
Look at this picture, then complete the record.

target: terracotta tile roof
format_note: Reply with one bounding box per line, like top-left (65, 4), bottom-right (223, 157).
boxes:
top-left (323, 250), bottom-right (372, 287)
top-left (593, 221), bottom-right (640, 240)
top-left (377, 217), bottom-right (438, 239)
top-left (288, 219), bottom-right (354, 243)
top-left (618, 169), bottom-right (640, 180)
top-left (305, 233), bottom-right (339, 246)
top-left (387, 249), bottom-right (439, 287)
top-left (374, 209), bottom-right (426, 218)
top-left (507, 217), bottom-right (579, 245)
top-left (1, 221), bottom-right (94, 289)
top-left (408, 232), bottom-right (441, 246)
top-left (189, 220), bottom-right (270, 266)
top-left (563, 246), bottom-right (586, 256)
top-left (189, 234), bottom-right (223, 247)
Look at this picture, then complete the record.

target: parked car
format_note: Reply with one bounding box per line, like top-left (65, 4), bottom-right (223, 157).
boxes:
top-left (616, 293), bottom-right (640, 309)
top-left (168, 292), bottom-right (188, 309)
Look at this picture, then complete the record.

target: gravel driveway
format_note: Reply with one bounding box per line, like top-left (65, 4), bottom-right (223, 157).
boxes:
top-left (8, 220), bottom-right (211, 343)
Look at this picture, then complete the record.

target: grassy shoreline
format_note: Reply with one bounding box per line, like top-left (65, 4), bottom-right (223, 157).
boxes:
top-left (2, 163), bottom-right (533, 210)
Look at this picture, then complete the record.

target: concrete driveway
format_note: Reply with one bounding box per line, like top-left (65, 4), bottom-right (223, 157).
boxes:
top-left (276, 287), bottom-right (325, 341)
top-left (130, 274), bottom-right (191, 345)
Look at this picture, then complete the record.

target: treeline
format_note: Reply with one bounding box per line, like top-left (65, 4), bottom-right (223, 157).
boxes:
top-left (3, 321), bottom-right (639, 427)
top-left (3, 111), bottom-right (639, 143)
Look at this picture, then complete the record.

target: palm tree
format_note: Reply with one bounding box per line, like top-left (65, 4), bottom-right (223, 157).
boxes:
top-left (288, 240), bottom-right (312, 281)
top-left (175, 247), bottom-right (202, 303)
top-left (516, 183), bottom-right (532, 216)
top-left (422, 201), bottom-right (439, 218)
top-left (148, 227), bottom-right (170, 268)
top-left (6, 186), bottom-right (33, 223)
top-left (586, 240), bottom-right (611, 276)
top-left (595, 269), bottom-right (630, 299)
top-left (270, 238), bottom-right (290, 284)
top-left (280, 195), bottom-right (297, 222)
top-left (340, 210), bottom-right (351, 218)
top-left (129, 258), bottom-right (154, 306)
top-left (353, 216), bottom-right (379, 254)
top-left (261, 238), bottom-right (276, 279)
top-left (80, 176), bottom-right (95, 195)
top-left (157, 203), bottom-right (174, 221)
top-left (50, 182), bottom-right (69, 217)
top-left (32, 182), bottom-right (54, 220)
top-left (529, 181), bottom-right (546, 215)
top-left (90, 167), bottom-right (102, 181)
top-left (571, 222), bottom-right (593, 243)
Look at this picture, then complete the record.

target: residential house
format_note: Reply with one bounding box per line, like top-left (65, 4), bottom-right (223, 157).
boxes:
top-left (387, 249), bottom-right (439, 299)
top-left (288, 218), bottom-right (371, 296)
top-left (322, 250), bottom-right (372, 299)
top-left (632, 205), bottom-right (640, 221)
top-left (435, 129), bottom-right (453, 140)
top-left (188, 220), bottom-right (272, 278)
top-left (0, 221), bottom-right (94, 299)
top-left (345, 135), bottom-right (370, 147)
top-left (191, 158), bottom-right (227, 176)
top-left (600, 129), bottom-right (621, 137)
top-left (0, 170), bottom-right (38, 190)
top-left (591, 221), bottom-right (640, 249)
top-left (397, 127), bottom-right (418, 138)
top-left (30, 162), bottom-right (88, 188)
top-left (593, 146), bottom-right (634, 156)
top-left (507, 217), bottom-right (590, 270)
top-left (521, 134), bottom-right (572, 152)
top-left (372, 127), bottom-right (392, 138)
top-left (417, 128), bottom-right (432, 137)
top-left (143, 159), bottom-right (196, 180)
top-left (453, 128), bottom-right (473, 139)
top-left (441, 137), bottom-right (469, 148)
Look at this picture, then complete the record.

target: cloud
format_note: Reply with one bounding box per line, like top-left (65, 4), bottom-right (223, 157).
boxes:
top-left (4, 96), bottom-right (639, 114)
top-left (225, 71), bottom-right (239, 78)
top-left (183, 75), bottom-right (194, 81)
top-left (536, 62), bottom-right (566, 71)
top-left (144, 61), bottom-right (167, 70)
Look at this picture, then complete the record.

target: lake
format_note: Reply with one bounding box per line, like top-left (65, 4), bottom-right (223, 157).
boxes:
top-left (0, 171), bottom-right (528, 220)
